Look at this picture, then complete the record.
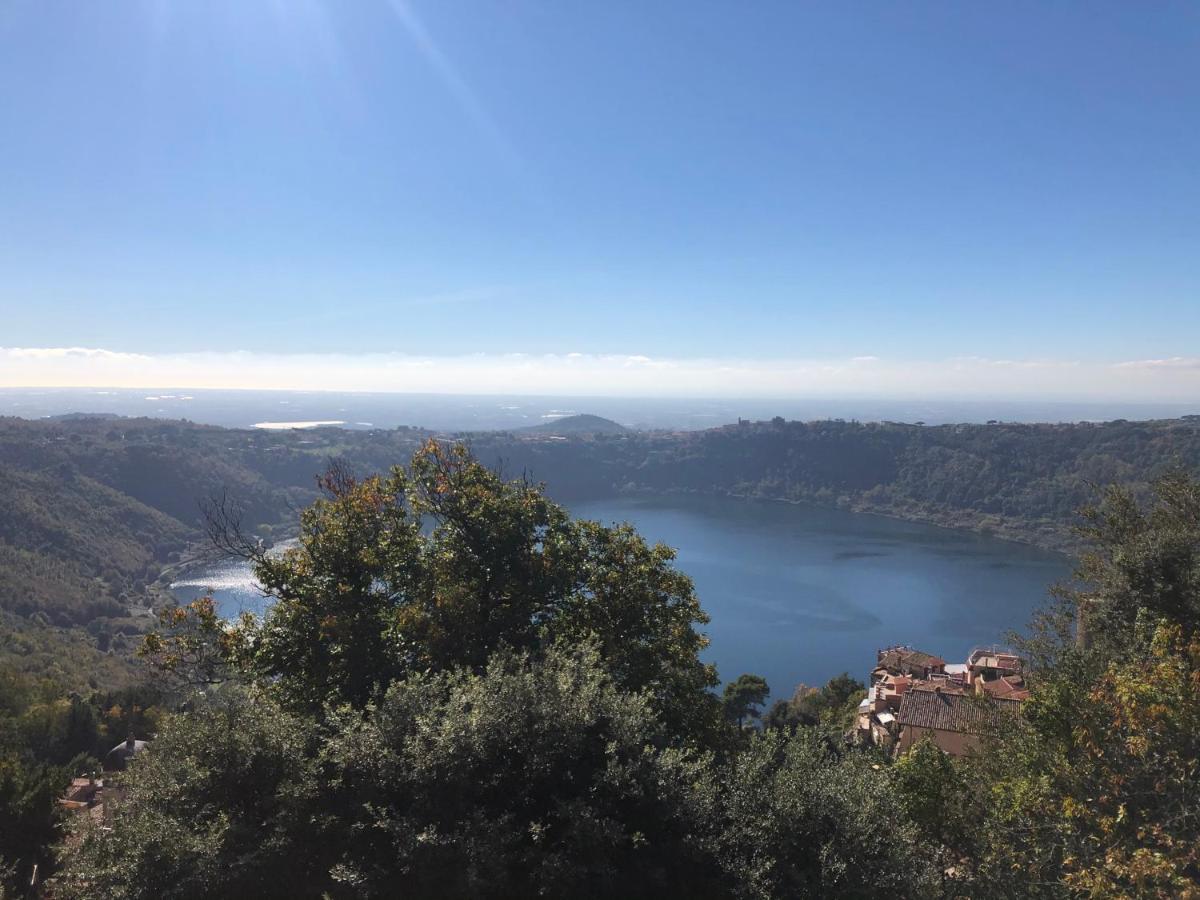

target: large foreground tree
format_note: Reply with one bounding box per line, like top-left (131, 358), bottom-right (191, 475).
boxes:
top-left (57, 643), bottom-right (722, 900)
top-left (61, 442), bottom-right (942, 898)
top-left (209, 441), bottom-right (719, 739)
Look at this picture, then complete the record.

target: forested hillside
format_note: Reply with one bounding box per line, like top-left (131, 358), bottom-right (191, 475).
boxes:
top-left (0, 417), bottom-right (429, 633)
top-left (469, 416), bottom-right (1200, 549)
top-left (4, 413), bottom-right (1200, 644)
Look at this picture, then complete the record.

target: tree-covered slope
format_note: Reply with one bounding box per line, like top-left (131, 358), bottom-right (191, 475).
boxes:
top-left (521, 413), bottom-right (629, 434)
top-left (0, 466), bottom-right (191, 624)
top-left (469, 417), bottom-right (1200, 548)
top-left (0, 417), bottom-right (430, 632)
top-left (3, 413), bottom-right (1200, 637)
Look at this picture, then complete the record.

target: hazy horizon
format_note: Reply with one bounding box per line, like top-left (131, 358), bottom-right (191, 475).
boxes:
top-left (2, 347), bottom-right (1199, 402)
top-left (4, 386), bottom-right (1196, 432)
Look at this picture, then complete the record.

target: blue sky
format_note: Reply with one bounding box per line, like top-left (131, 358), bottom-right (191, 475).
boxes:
top-left (1, 2), bottom-right (1198, 397)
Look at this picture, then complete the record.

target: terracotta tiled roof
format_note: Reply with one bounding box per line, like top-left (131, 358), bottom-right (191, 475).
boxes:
top-left (897, 688), bottom-right (1023, 735)
top-left (979, 675), bottom-right (1029, 699)
top-left (913, 679), bottom-right (965, 696)
top-left (878, 647), bottom-right (945, 672)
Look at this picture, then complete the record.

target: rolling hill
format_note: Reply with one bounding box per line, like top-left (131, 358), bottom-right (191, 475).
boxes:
top-left (521, 414), bottom-right (629, 435)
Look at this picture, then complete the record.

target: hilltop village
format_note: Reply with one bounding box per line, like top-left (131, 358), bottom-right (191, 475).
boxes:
top-left (857, 645), bottom-right (1028, 756)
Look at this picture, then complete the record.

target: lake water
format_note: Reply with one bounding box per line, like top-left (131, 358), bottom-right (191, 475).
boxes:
top-left (172, 495), bottom-right (1069, 697)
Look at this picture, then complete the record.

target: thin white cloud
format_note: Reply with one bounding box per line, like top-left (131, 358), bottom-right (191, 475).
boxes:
top-left (3, 347), bottom-right (151, 360)
top-left (1115, 357), bottom-right (1200, 370)
top-left (2, 347), bottom-right (1199, 401)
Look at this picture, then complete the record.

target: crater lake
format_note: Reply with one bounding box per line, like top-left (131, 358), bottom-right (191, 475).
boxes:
top-left (172, 494), bottom-right (1069, 697)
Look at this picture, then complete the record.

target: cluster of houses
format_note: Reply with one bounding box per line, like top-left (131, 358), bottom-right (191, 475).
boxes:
top-left (21, 737), bottom-right (152, 892)
top-left (857, 645), bottom-right (1028, 756)
top-left (59, 735), bottom-right (150, 824)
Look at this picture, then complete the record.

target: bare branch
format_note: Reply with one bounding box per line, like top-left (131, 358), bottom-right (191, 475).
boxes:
top-left (202, 489), bottom-right (263, 562)
top-left (317, 457), bottom-right (359, 497)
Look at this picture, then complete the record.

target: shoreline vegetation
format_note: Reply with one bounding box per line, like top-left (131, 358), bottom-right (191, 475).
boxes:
top-left (1, 410), bottom-right (1195, 654)
top-left (623, 485), bottom-right (1072, 553)
top-left (466, 414), bottom-right (1200, 555)
top-left (4, 410), bottom-right (1197, 632)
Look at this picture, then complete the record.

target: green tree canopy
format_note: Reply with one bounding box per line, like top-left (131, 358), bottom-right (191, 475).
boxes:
top-left (323, 640), bottom-right (718, 898)
top-left (219, 441), bottom-right (717, 738)
top-left (959, 472), bottom-right (1200, 897)
top-left (762, 673), bottom-right (865, 732)
top-left (693, 729), bottom-right (940, 899)
top-left (721, 674), bottom-right (770, 727)
top-left (55, 688), bottom-right (325, 900)
top-left (1073, 471), bottom-right (1200, 654)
